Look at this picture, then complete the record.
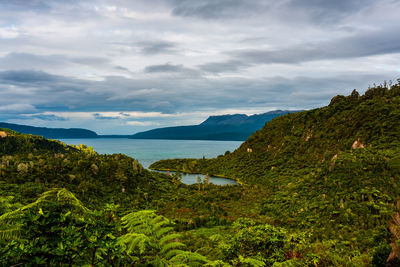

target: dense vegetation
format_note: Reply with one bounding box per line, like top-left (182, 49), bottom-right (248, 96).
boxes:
top-left (1, 82), bottom-right (400, 266)
top-left (151, 81), bottom-right (400, 265)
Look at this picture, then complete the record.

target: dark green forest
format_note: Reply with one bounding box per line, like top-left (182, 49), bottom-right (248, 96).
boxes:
top-left (1, 81), bottom-right (400, 266)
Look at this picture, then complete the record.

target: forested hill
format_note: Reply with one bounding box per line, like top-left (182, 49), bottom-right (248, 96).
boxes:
top-left (149, 82), bottom-right (400, 265)
top-left (130, 110), bottom-right (299, 141)
top-left (0, 127), bottom-right (173, 208)
top-left (0, 122), bottom-right (98, 139)
top-left (151, 82), bottom-right (400, 185)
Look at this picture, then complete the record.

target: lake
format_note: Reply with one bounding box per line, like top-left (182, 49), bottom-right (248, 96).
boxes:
top-left (60, 138), bottom-right (242, 185)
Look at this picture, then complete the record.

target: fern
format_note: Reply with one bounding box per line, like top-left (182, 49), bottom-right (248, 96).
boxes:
top-left (159, 233), bottom-right (182, 245)
top-left (169, 251), bottom-right (209, 266)
top-left (0, 224), bottom-right (23, 240)
top-left (118, 210), bottom-right (209, 265)
top-left (117, 233), bottom-right (150, 254)
top-left (160, 242), bottom-right (186, 255)
top-left (0, 188), bottom-right (91, 241)
top-left (236, 255), bottom-right (266, 267)
top-left (0, 188), bottom-right (90, 223)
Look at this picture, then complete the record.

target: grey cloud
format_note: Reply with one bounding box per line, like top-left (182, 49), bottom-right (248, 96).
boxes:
top-left (0, 53), bottom-right (111, 70)
top-left (198, 60), bottom-right (250, 73)
top-left (0, 53), bottom-right (66, 70)
top-left (233, 28), bottom-right (400, 64)
top-left (114, 66), bottom-right (132, 73)
top-left (136, 41), bottom-right (178, 55)
top-left (144, 63), bottom-right (200, 77)
top-left (70, 57), bottom-right (110, 65)
top-left (0, 0), bottom-right (80, 12)
top-left (0, 70), bottom-right (59, 83)
top-left (93, 113), bottom-right (120, 120)
top-left (170, 0), bottom-right (269, 19)
top-left (169, 0), bottom-right (376, 22)
top-left (0, 69), bottom-right (395, 123)
top-left (145, 63), bottom-right (186, 73)
top-left (288, 0), bottom-right (376, 23)
top-left (0, 103), bottom-right (37, 113)
top-left (0, 0), bottom-right (52, 11)
top-left (26, 114), bottom-right (67, 121)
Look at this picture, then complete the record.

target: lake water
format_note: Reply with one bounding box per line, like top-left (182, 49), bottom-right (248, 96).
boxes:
top-left (60, 139), bottom-right (242, 185)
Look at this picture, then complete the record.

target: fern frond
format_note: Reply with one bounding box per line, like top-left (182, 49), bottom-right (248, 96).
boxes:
top-left (238, 256), bottom-right (266, 267)
top-left (204, 260), bottom-right (232, 267)
top-left (121, 210), bottom-right (156, 233)
top-left (160, 241), bottom-right (186, 255)
top-left (163, 249), bottom-right (187, 260)
top-left (169, 251), bottom-right (209, 265)
top-left (156, 226), bottom-right (174, 238)
top-left (159, 233), bottom-right (181, 246)
top-left (119, 210), bottom-right (210, 265)
top-left (153, 220), bottom-right (170, 233)
top-left (150, 215), bottom-right (165, 225)
top-left (117, 233), bottom-right (150, 254)
top-left (0, 188), bottom-right (91, 224)
top-left (0, 225), bottom-right (23, 240)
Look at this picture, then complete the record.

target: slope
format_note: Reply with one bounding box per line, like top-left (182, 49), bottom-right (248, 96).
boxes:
top-left (0, 128), bottom-right (173, 209)
top-left (130, 110), bottom-right (298, 141)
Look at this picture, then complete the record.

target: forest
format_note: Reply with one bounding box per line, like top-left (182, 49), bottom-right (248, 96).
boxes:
top-left (1, 81), bottom-right (400, 266)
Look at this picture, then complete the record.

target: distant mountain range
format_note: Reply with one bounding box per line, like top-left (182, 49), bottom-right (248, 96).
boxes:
top-left (0, 122), bottom-right (99, 139)
top-left (0, 110), bottom-right (299, 141)
top-left (130, 110), bottom-right (300, 141)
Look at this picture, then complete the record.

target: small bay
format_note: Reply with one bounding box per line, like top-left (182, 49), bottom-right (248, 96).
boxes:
top-left (60, 138), bottom-right (242, 185)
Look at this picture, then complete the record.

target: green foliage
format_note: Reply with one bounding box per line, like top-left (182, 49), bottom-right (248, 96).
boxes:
top-left (149, 82), bottom-right (400, 265)
top-left (219, 218), bottom-right (287, 266)
top-left (372, 243), bottom-right (391, 267)
top-left (0, 188), bottom-right (124, 266)
top-left (118, 210), bottom-right (209, 266)
top-left (2, 82), bottom-right (400, 265)
top-left (0, 131), bottom-right (175, 209)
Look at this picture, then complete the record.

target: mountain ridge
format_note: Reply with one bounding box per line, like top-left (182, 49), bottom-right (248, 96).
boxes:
top-left (0, 122), bottom-right (98, 139)
top-left (131, 110), bottom-right (300, 141)
top-left (0, 110), bottom-right (299, 141)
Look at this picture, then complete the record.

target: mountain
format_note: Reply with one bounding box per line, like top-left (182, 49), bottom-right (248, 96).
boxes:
top-left (130, 110), bottom-right (299, 141)
top-left (0, 110), bottom-right (297, 141)
top-left (151, 84), bottom-right (400, 184)
top-left (150, 82), bottom-right (400, 264)
top-left (0, 122), bottom-right (98, 139)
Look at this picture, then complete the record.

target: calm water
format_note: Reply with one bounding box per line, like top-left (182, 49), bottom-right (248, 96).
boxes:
top-left (60, 139), bottom-right (242, 185)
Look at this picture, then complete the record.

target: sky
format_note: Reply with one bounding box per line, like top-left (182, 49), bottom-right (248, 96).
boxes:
top-left (0, 0), bottom-right (400, 134)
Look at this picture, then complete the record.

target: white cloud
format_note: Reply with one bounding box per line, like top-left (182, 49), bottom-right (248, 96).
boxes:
top-left (0, 26), bottom-right (20, 39)
top-left (126, 121), bottom-right (159, 126)
top-left (0, 0), bottom-right (399, 133)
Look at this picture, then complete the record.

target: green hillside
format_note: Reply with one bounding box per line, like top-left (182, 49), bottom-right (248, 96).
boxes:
top-left (150, 82), bottom-right (400, 184)
top-left (0, 128), bottom-right (173, 209)
top-left (150, 81), bottom-right (400, 265)
top-left (2, 82), bottom-right (400, 266)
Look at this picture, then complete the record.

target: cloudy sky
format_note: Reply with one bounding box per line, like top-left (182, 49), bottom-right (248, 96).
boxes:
top-left (1, 0), bottom-right (399, 134)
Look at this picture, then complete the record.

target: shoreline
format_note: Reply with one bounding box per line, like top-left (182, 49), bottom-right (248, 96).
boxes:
top-left (149, 167), bottom-right (245, 185)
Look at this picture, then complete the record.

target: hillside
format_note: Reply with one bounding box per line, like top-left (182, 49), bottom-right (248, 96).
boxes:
top-left (2, 82), bottom-right (400, 265)
top-left (0, 128), bottom-right (173, 208)
top-left (130, 110), bottom-right (298, 141)
top-left (0, 122), bottom-right (98, 139)
top-left (150, 82), bottom-right (400, 265)
top-left (150, 84), bottom-right (400, 183)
